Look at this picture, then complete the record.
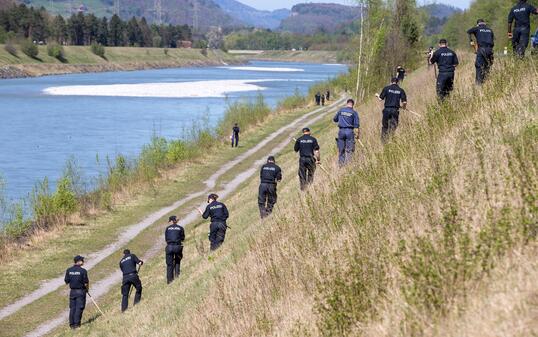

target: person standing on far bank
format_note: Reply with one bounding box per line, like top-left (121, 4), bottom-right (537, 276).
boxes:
top-left (64, 255), bottom-right (89, 329)
top-left (430, 39), bottom-right (459, 100)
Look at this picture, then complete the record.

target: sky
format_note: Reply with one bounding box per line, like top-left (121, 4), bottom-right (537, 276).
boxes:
top-left (238, 0), bottom-right (472, 11)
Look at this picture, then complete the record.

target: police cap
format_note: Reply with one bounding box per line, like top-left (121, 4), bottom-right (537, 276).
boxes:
top-left (73, 255), bottom-right (84, 263)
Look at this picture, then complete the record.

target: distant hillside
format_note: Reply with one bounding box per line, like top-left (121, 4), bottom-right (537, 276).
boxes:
top-left (213, 0), bottom-right (290, 29)
top-left (21, 0), bottom-right (242, 31)
top-left (279, 3), bottom-right (360, 35)
top-left (422, 3), bottom-right (461, 19)
top-left (0, 0), bottom-right (16, 10)
top-left (421, 3), bottom-right (461, 36)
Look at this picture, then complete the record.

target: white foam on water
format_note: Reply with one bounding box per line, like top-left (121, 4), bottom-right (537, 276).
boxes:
top-left (43, 79), bottom-right (270, 98)
top-left (222, 66), bottom-right (304, 72)
top-left (43, 79), bottom-right (313, 98)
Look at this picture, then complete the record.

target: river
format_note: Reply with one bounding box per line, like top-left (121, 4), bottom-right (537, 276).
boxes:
top-left (0, 61), bottom-right (346, 203)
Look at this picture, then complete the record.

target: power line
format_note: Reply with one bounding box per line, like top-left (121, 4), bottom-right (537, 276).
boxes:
top-left (154, 0), bottom-right (162, 24)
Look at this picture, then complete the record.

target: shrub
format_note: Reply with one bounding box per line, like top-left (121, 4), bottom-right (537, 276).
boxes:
top-left (0, 27), bottom-right (6, 44)
top-left (47, 43), bottom-right (65, 60)
top-left (3, 203), bottom-right (31, 239)
top-left (20, 40), bottom-right (38, 58)
top-left (4, 42), bottom-right (17, 57)
top-left (277, 88), bottom-right (307, 110)
top-left (166, 140), bottom-right (193, 163)
top-left (217, 94), bottom-right (271, 138)
top-left (90, 43), bottom-right (105, 58)
top-left (52, 177), bottom-right (78, 217)
top-left (163, 48), bottom-right (169, 56)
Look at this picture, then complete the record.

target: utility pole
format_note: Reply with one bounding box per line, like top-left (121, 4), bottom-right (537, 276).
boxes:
top-left (114, 0), bottom-right (120, 16)
top-left (154, 0), bottom-right (162, 24)
top-left (193, 0), bottom-right (200, 33)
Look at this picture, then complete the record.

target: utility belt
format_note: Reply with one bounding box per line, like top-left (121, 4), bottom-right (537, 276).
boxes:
top-left (260, 181), bottom-right (277, 185)
top-left (384, 106), bottom-right (400, 110)
top-left (338, 127), bottom-right (354, 129)
top-left (300, 155), bottom-right (314, 159)
top-left (166, 242), bottom-right (182, 246)
top-left (478, 44), bottom-right (493, 49)
top-left (123, 272), bottom-right (138, 277)
top-left (69, 287), bottom-right (87, 291)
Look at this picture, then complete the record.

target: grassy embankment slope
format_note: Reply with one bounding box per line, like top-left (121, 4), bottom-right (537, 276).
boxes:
top-left (0, 46), bottom-right (238, 77)
top-left (61, 54), bottom-right (536, 337)
top-left (0, 89), bottom-right (342, 336)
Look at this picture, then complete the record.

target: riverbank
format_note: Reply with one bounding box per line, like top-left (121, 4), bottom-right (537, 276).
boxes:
top-left (0, 47), bottom-right (343, 78)
top-left (0, 46), bottom-right (240, 78)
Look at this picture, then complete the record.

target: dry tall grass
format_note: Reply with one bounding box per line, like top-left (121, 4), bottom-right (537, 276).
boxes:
top-left (62, 54), bottom-right (536, 337)
top-left (175, 55), bottom-right (536, 336)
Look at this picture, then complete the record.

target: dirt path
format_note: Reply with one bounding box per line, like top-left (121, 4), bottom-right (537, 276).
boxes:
top-left (0, 97), bottom-right (345, 327)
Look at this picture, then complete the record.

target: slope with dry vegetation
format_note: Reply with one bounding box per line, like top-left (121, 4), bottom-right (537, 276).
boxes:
top-left (58, 53), bottom-right (537, 337)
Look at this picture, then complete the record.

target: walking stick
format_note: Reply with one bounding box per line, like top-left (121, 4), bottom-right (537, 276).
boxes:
top-left (317, 163), bottom-right (330, 175)
top-left (87, 291), bottom-right (106, 317)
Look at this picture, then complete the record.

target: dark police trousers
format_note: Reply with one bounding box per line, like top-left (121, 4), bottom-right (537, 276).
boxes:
top-left (209, 222), bottom-right (227, 251)
top-left (258, 182), bottom-right (277, 218)
top-left (69, 289), bottom-right (86, 327)
top-left (298, 156), bottom-right (316, 190)
top-left (231, 133), bottom-right (239, 147)
top-left (513, 26), bottom-right (530, 56)
top-left (476, 47), bottom-right (494, 84)
top-left (337, 128), bottom-right (355, 165)
top-left (436, 72), bottom-right (455, 100)
top-left (381, 108), bottom-right (400, 142)
top-left (121, 273), bottom-right (142, 312)
top-left (165, 243), bottom-right (183, 284)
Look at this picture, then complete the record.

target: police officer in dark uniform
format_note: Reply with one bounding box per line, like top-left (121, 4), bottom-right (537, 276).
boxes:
top-left (333, 99), bottom-right (360, 165)
top-left (164, 215), bottom-right (185, 284)
top-left (396, 65), bottom-right (406, 83)
top-left (377, 78), bottom-right (407, 142)
top-left (321, 94), bottom-right (325, 106)
top-left (231, 123), bottom-right (240, 147)
top-left (430, 39), bottom-right (459, 100)
top-left (508, 0), bottom-right (538, 57)
top-left (315, 92), bottom-right (321, 105)
top-left (258, 156), bottom-right (282, 218)
top-left (119, 249), bottom-right (143, 312)
top-left (467, 19), bottom-right (495, 84)
top-left (64, 255), bottom-right (89, 329)
top-left (294, 127), bottom-right (320, 190)
top-left (200, 194), bottom-right (229, 251)
top-left (326, 89), bottom-right (330, 101)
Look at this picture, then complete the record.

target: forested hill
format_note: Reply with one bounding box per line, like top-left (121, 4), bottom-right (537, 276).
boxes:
top-left (213, 0), bottom-right (290, 29)
top-left (421, 3), bottom-right (461, 36)
top-left (279, 3), bottom-right (361, 34)
top-left (20, 0), bottom-right (242, 31)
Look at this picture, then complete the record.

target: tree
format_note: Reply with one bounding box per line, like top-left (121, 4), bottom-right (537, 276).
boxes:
top-left (108, 14), bottom-right (123, 46)
top-left (97, 17), bottom-right (108, 45)
top-left (126, 16), bottom-right (142, 46)
top-left (50, 15), bottom-right (67, 44)
top-left (67, 12), bottom-right (85, 45)
top-left (83, 13), bottom-right (99, 45)
top-left (138, 17), bottom-right (152, 47)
